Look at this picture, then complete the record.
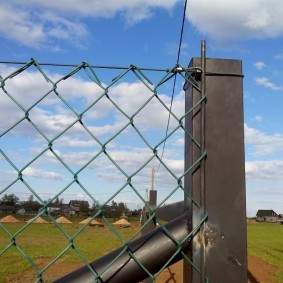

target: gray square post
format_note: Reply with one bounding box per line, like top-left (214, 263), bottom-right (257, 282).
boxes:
top-left (184, 49), bottom-right (247, 282)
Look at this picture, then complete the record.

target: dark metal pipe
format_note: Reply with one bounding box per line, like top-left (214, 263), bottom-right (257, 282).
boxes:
top-left (54, 213), bottom-right (191, 283)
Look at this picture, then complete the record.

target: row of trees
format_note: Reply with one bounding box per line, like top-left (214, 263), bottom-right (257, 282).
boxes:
top-left (88, 200), bottom-right (141, 218)
top-left (0, 194), bottom-right (41, 213)
top-left (0, 194), bottom-right (141, 217)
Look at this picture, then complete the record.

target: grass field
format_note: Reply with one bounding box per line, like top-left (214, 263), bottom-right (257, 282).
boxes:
top-left (247, 222), bottom-right (283, 283)
top-left (0, 218), bottom-right (141, 282)
top-left (1, 220), bottom-right (283, 282)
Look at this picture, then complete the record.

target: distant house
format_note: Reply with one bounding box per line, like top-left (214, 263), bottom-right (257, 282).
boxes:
top-left (40, 203), bottom-right (76, 216)
top-left (60, 204), bottom-right (76, 216)
top-left (277, 214), bottom-right (283, 225)
top-left (69, 200), bottom-right (89, 214)
top-left (46, 204), bottom-right (61, 215)
top-left (256, 209), bottom-right (279, 222)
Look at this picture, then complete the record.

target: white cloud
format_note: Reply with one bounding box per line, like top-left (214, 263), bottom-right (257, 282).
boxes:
top-left (255, 77), bottom-right (282, 91)
top-left (254, 61), bottom-right (265, 71)
top-left (0, 65), bottom-right (185, 141)
top-left (245, 124), bottom-right (283, 156)
top-left (274, 53), bottom-right (283, 60)
top-left (23, 167), bottom-right (63, 180)
top-left (0, 3), bottom-right (45, 48)
top-left (187, 0), bottom-right (283, 40)
top-left (54, 136), bottom-right (98, 148)
top-left (10, 0), bottom-right (179, 21)
top-left (108, 81), bottom-right (184, 131)
top-left (0, 1), bottom-right (179, 48)
top-left (0, 167), bottom-right (63, 180)
top-left (46, 145), bottom-right (184, 189)
top-left (175, 138), bottom-right (184, 146)
top-left (0, 65), bottom-right (115, 139)
top-left (0, 64), bottom-right (186, 194)
top-left (254, 115), bottom-right (263, 122)
top-left (3, 0), bottom-right (283, 48)
top-left (0, 3), bottom-right (88, 49)
top-left (246, 160), bottom-right (283, 180)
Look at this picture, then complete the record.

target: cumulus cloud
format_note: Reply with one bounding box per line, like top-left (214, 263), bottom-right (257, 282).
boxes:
top-left (0, 1), bottom-right (179, 48)
top-left (49, 146), bottom-right (183, 177)
top-left (93, 148), bottom-right (184, 188)
top-left (255, 77), bottom-right (282, 91)
top-left (0, 64), bottom-right (117, 139)
top-left (0, 167), bottom-right (63, 180)
top-left (42, 143), bottom-right (184, 192)
top-left (54, 136), bottom-right (98, 148)
top-left (0, 3), bottom-right (45, 48)
top-left (10, 0), bottom-right (179, 21)
top-left (3, 0), bottom-right (283, 48)
top-left (108, 81), bottom-right (184, 130)
top-left (0, 64), bottom-right (185, 143)
top-left (245, 124), bottom-right (283, 156)
top-left (0, 3), bottom-right (88, 49)
top-left (0, 63), bottom-right (186, 196)
top-left (187, 0), bottom-right (283, 41)
top-left (23, 167), bottom-right (63, 179)
top-left (254, 61), bottom-right (265, 71)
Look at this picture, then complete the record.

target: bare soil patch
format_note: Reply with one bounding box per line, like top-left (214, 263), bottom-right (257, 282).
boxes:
top-left (156, 255), bottom-right (278, 283)
top-left (248, 255), bottom-right (277, 283)
top-left (5, 260), bottom-right (83, 283)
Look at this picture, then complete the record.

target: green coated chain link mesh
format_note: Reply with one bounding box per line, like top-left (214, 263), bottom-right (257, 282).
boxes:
top-left (0, 59), bottom-right (207, 282)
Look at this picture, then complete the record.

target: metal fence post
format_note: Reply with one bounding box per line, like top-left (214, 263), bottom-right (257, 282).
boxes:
top-left (184, 52), bottom-right (247, 282)
top-left (141, 190), bottom-right (157, 235)
top-left (141, 189), bottom-right (157, 283)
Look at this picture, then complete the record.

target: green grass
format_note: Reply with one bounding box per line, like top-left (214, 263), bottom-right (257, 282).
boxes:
top-left (0, 221), bottom-right (140, 282)
top-left (1, 221), bottom-right (283, 282)
top-left (247, 222), bottom-right (283, 282)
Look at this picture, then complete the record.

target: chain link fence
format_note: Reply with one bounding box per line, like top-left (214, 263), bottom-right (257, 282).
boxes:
top-left (0, 59), bottom-right (206, 282)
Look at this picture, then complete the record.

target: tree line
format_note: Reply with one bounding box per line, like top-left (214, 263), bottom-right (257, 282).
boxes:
top-left (0, 193), bottom-right (141, 217)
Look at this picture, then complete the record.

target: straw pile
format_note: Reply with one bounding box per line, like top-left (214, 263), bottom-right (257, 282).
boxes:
top-left (79, 217), bottom-right (104, 227)
top-left (56, 216), bottom-right (72, 224)
top-left (0, 215), bottom-right (20, 223)
top-left (113, 219), bottom-right (131, 228)
top-left (26, 217), bottom-right (48, 224)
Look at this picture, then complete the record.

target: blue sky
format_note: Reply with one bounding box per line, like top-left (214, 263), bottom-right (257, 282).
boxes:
top-left (0, 0), bottom-right (282, 216)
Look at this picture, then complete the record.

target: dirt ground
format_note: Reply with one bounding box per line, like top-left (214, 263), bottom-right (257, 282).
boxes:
top-left (157, 256), bottom-right (278, 283)
top-left (5, 255), bottom-right (277, 282)
top-left (156, 256), bottom-right (278, 283)
top-left (247, 256), bottom-right (277, 283)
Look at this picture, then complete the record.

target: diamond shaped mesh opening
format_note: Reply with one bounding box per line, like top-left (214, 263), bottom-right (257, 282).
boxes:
top-left (0, 60), bottom-right (206, 282)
